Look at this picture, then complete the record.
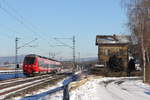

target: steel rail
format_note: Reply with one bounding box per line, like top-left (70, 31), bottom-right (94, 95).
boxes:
top-left (0, 76), bottom-right (55, 99)
top-left (0, 74), bottom-right (50, 86)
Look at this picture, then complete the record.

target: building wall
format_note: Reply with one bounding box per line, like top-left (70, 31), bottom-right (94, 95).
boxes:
top-left (145, 62), bottom-right (150, 84)
top-left (143, 21), bottom-right (150, 84)
top-left (98, 45), bottom-right (128, 69)
top-left (145, 47), bottom-right (150, 84)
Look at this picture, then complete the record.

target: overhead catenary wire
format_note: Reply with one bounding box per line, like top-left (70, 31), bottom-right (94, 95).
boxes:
top-left (1, 0), bottom-right (42, 37)
top-left (0, 0), bottom-right (55, 50)
top-left (1, 0), bottom-right (54, 42)
top-left (0, 24), bottom-right (25, 35)
top-left (54, 38), bottom-right (73, 49)
top-left (54, 36), bottom-right (76, 69)
top-left (0, 0), bottom-right (77, 60)
top-left (17, 38), bottom-right (38, 49)
top-left (0, 6), bottom-right (38, 36)
top-left (0, 1), bottom-right (40, 39)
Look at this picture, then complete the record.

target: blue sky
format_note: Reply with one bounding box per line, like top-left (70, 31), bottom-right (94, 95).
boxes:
top-left (0, 0), bottom-right (128, 60)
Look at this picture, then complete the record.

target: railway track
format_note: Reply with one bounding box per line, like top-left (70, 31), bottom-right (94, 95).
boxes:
top-left (0, 74), bottom-right (65, 100)
top-left (0, 77), bottom-right (24, 84)
top-left (0, 74), bottom-right (50, 86)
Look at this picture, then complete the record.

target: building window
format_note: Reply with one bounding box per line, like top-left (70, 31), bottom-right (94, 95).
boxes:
top-left (105, 49), bottom-right (110, 56)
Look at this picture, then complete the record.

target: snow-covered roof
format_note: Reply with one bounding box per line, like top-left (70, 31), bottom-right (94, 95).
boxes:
top-left (96, 35), bottom-right (131, 45)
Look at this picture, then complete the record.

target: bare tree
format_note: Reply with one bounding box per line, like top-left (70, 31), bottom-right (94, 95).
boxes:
top-left (122, 0), bottom-right (150, 83)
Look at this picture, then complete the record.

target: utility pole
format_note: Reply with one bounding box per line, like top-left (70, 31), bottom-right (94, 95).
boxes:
top-left (15, 37), bottom-right (37, 77)
top-left (73, 36), bottom-right (76, 68)
top-left (49, 52), bottom-right (51, 58)
top-left (15, 37), bottom-right (19, 78)
top-left (49, 52), bottom-right (55, 59)
top-left (78, 52), bottom-right (80, 63)
top-left (15, 37), bottom-right (19, 68)
top-left (54, 35), bottom-right (76, 70)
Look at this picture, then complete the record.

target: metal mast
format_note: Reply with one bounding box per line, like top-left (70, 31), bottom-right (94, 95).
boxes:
top-left (73, 36), bottom-right (76, 67)
top-left (15, 37), bottom-right (37, 68)
top-left (15, 37), bottom-right (19, 68)
top-left (54, 36), bottom-right (76, 70)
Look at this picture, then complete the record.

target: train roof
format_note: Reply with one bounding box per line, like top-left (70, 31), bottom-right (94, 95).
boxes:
top-left (25, 54), bottom-right (59, 62)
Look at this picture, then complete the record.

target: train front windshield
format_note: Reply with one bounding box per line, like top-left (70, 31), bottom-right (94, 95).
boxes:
top-left (24, 57), bottom-right (35, 64)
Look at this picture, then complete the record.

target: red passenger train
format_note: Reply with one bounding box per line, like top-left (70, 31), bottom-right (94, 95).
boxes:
top-left (23, 54), bottom-right (62, 76)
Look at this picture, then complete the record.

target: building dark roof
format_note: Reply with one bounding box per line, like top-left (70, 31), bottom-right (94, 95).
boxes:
top-left (96, 35), bottom-right (131, 45)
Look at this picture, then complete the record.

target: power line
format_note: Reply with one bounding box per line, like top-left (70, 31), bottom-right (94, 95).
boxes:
top-left (2, 0), bottom-right (53, 40)
top-left (0, 0), bottom-right (64, 61)
top-left (0, 24), bottom-right (25, 35)
top-left (15, 37), bottom-right (37, 77)
top-left (54, 38), bottom-right (73, 49)
top-left (6, 0), bottom-right (55, 46)
top-left (0, 1), bottom-right (48, 40)
top-left (17, 38), bottom-right (38, 49)
top-left (0, 5), bottom-right (38, 36)
top-left (1, 0), bottom-right (42, 36)
top-left (0, 1), bottom-right (55, 49)
top-left (54, 36), bottom-right (76, 69)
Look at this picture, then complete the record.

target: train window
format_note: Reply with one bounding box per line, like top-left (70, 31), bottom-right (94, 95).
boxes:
top-left (43, 64), bottom-right (48, 68)
top-left (50, 64), bottom-right (56, 68)
top-left (38, 61), bottom-right (49, 68)
top-left (38, 61), bottom-right (42, 66)
top-left (38, 61), bottom-right (44, 67)
top-left (24, 57), bottom-right (35, 64)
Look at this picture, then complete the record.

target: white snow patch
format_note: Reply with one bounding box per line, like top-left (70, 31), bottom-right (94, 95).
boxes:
top-left (0, 70), bottom-right (22, 73)
top-left (14, 77), bottom-right (150, 100)
top-left (70, 77), bottom-right (150, 100)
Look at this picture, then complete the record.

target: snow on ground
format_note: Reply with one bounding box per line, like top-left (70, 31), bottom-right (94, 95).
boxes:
top-left (38, 77), bottom-right (150, 100)
top-left (13, 77), bottom-right (66, 100)
top-left (12, 77), bottom-right (150, 100)
top-left (36, 90), bottom-right (64, 100)
top-left (70, 77), bottom-right (150, 100)
top-left (0, 70), bottom-right (22, 73)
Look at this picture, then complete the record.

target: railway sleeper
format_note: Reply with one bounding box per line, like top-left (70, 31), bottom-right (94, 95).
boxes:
top-left (4, 75), bottom-right (65, 99)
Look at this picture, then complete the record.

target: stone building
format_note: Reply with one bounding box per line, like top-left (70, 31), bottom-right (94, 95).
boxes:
top-left (95, 35), bottom-right (130, 69)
